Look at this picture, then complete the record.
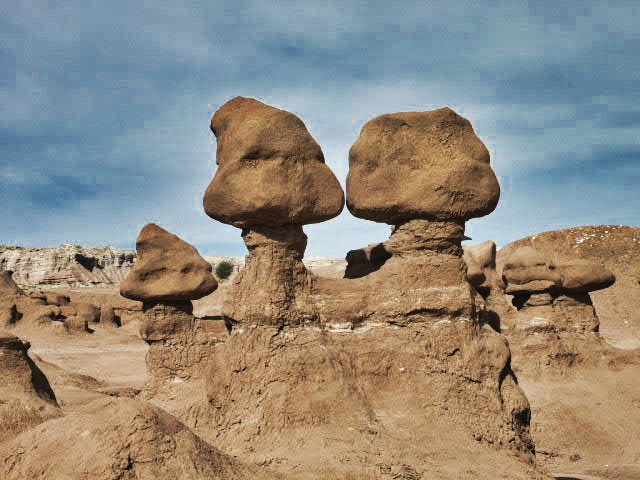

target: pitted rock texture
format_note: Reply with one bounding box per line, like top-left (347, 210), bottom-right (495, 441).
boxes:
top-left (0, 332), bottom-right (62, 442)
top-left (347, 107), bottom-right (500, 224)
top-left (0, 244), bottom-right (135, 286)
top-left (120, 223), bottom-right (217, 303)
top-left (204, 96), bottom-right (344, 228)
top-left (0, 397), bottom-right (270, 480)
top-left (228, 224), bottom-right (316, 326)
top-left (204, 325), bottom-right (533, 461)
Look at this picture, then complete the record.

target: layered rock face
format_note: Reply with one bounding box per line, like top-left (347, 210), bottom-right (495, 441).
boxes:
top-left (0, 331), bottom-right (62, 442)
top-left (499, 246), bottom-right (615, 333)
top-left (0, 244), bottom-right (135, 286)
top-left (202, 106), bottom-right (534, 462)
top-left (204, 97), bottom-right (344, 326)
top-left (120, 224), bottom-right (219, 388)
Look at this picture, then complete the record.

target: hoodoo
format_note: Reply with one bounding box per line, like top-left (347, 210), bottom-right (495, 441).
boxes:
top-left (120, 224), bottom-right (218, 387)
top-left (199, 105), bottom-right (536, 473)
top-left (204, 96), bottom-right (344, 326)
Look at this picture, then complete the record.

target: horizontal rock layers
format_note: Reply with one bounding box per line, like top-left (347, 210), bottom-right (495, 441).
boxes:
top-left (0, 244), bottom-right (135, 286)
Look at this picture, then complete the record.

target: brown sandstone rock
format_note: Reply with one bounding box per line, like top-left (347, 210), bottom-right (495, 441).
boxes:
top-left (0, 270), bottom-right (20, 294)
top-left (120, 223), bottom-right (217, 303)
top-left (0, 397), bottom-right (270, 480)
top-left (99, 304), bottom-right (119, 327)
top-left (496, 225), bottom-right (640, 350)
top-left (44, 293), bottom-right (70, 306)
top-left (204, 98), bottom-right (344, 327)
top-left (347, 107), bottom-right (500, 224)
top-left (204, 96), bottom-right (344, 228)
top-left (0, 331), bottom-right (62, 442)
top-left (498, 246), bottom-right (615, 336)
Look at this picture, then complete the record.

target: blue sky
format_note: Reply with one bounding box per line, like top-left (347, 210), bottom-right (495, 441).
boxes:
top-left (1, 0), bottom-right (638, 257)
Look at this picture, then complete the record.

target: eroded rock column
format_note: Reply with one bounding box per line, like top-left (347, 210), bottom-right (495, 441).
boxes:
top-left (120, 224), bottom-right (218, 387)
top-left (203, 96), bottom-right (344, 327)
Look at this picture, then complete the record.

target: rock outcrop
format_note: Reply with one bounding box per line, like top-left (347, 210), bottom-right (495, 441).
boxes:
top-left (0, 331), bottom-right (62, 442)
top-left (204, 97), bottom-right (344, 326)
top-left (499, 246), bottom-right (615, 333)
top-left (496, 225), bottom-right (640, 350)
top-left (0, 397), bottom-right (272, 480)
top-left (121, 224), bottom-right (219, 389)
top-left (199, 106), bottom-right (535, 466)
top-left (0, 244), bottom-right (135, 286)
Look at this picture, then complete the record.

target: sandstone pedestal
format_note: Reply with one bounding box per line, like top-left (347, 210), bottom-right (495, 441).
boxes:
top-left (229, 224), bottom-right (315, 327)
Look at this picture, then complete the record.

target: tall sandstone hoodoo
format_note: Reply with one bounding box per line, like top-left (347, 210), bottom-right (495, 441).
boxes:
top-left (203, 96), bottom-right (344, 326)
top-left (198, 105), bottom-right (536, 471)
top-left (120, 224), bottom-right (218, 387)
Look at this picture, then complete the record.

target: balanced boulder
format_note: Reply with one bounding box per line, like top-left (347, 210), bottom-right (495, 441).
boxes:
top-left (347, 107), bottom-right (500, 224)
top-left (120, 223), bottom-right (217, 304)
top-left (204, 97), bottom-right (344, 326)
top-left (121, 224), bottom-right (218, 388)
top-left (204, 96), bottom-right (344, 228)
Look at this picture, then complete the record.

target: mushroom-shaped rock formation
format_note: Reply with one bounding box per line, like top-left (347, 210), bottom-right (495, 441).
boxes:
top-left (499, 246), bottom-right (615, 333)
top-left (202, 107), bottom-right (534, 465)
top-left (120, 224), bottom-right (218, 388)
top-left (344, 107), bottom-right (501, 325)
top-left (204, 97), bottom-right (344, 326)
top-left (0, 331), bottom-right (62, 442)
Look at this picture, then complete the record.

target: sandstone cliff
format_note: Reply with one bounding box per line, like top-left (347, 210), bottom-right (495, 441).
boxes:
top-left (0, 244), bottom-right (135, 286)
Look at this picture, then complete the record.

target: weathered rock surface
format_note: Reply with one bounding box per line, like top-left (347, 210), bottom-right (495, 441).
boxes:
top-left (204, 96), bottom-right (344, 228)
top-left (120, 223), bottom-right (217, 303)
top-left (347, 107), bottom-right (500, 224)
top-left (0, 244), bottom-right (135, 286)
top-left (204, 98), bottom-right (344, 327)
top-left (0, 270), bottom-right (20, 294)
top-left (499, 245), bottom-right (615, 334)
top-left (203, 324), bottom-right (534, 468)
top-left (228, 224), bottom-right (316, 326)
top-left (0, 397), bottom-right (271, 480)
top-left (0, 331), bottom-right (62, 442)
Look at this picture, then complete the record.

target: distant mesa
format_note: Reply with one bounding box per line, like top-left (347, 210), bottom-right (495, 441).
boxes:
top-left (0, 244), bottom-right (135, 286)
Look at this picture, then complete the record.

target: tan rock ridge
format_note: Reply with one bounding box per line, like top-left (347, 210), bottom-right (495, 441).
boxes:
top-left (0, 397), bottom-right (273, 480)
top-left (0, 331), bottom-right (62, 442)
top-left (0, 244), bottom-right (135, 286)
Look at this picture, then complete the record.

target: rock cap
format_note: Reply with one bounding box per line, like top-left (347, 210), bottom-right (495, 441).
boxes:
top-left (120, 224), bottom-right (217, 303)
top-left (347, 107), bottom-right (500, 224)
top-left (204, 96), bottom-right (344, 228)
